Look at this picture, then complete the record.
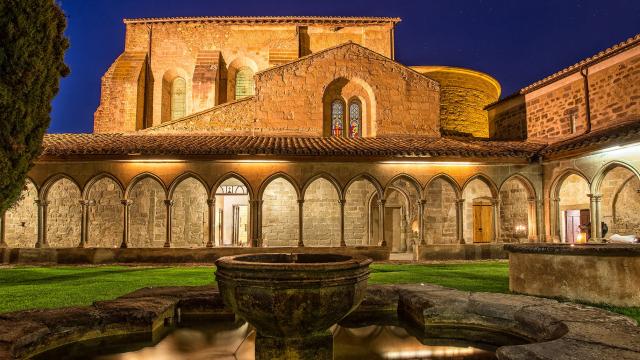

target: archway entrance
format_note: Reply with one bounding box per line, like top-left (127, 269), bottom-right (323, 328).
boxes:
top-left (215, 178), bottom-right (250, 246)
top-left (556, 173), bottom-right (590, 243)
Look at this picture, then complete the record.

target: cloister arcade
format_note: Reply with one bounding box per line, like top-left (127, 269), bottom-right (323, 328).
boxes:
top-left (0, 165), bottom-right (549, 251)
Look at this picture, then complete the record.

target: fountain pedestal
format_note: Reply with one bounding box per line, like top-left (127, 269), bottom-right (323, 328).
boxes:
top-left (215, 253), bottom-right (372, 359)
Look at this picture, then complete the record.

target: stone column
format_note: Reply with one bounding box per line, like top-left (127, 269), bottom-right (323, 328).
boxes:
top-left (164, 199), bottom-right (174, 248)
top-left (418, 199), bottom-right (426, 245)
top-left (588, 194), bottom-right (602, 241)
top-left (249, 199), bottom-right (263, 247)
top-left (206, 198), bottom-right (215, 247)
top-left (297, 199), bottom-right (304, 247)
top-left (551, 197), bottom-right (561, 242)
top-left (491, 198), bottom-right (500, 242)
top-left (0, 211), bottom-right (6, 248)
top-left (120, 199), bottom-right (132, 248)
top-left (377, 199), bottom-right (386, 247)
top-left (78, 199), bottom-right (92, 248)
top-left (256, 200), bottom-right (263, 247)
top-left (526, 197), bottom-right (538, 242)
top-left (35, 199), bottom-right (49, 248)
top-left (339, 199), bottom-right (346, 247)
top-left (455, 199), bottom-right (465, 244)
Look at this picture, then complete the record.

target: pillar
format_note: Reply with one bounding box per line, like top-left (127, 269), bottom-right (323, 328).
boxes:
top-left (551, 197), bottom-right (561, 242)
top-left (491, 198), bottom-right (500, 242)
top-left (526, 197), bottom-right (538, 242)
top-left (120, 199), bottom-right (132, 248)
top-left (35, 199), bottom-right (49, 248)
top-left (0, 211), bottom-right (6, 248)
top-left (164, 199), bottom-right (174, 248)
top-left (588, 194), bottom-right (602, 241)
top-left (418, 199), bottom-right (426, 245)
top-left (297, 199), bottom-right (304, 247)
top-left (339, 199), bottom-right (346, 247)
top-left (206, 198), bottom-right (215, 247)
top-left (378, 198), bottom-right (386, 247)
top-left (79, 199), bottom-right (92, 248)
top-left (249, 199), bottom-right (263, 247)
top-left (455, 199), bottom-right (465, 244)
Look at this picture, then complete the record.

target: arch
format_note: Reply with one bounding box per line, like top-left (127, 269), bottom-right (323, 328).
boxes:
top-left (347, 97), bottom-right (363, 138)
top-left (85, 176), bottom-right (124, 248)
top-left (322, 77), bottom-right (376, 137)
top-left (301, 172), bottom-right (343, 200)
top-left (498, 174), bottom-right (538, 242)
top-left (550, 169), bottom-right (591, 243)
top-left (44, 175), bottom-right (82, 247)
top-left (82, 172), bottom-right (125, 200)
top-left (343, 173), bottom-right (383, 198)
top-left (330, 99), bottom-right (346, 137)
top-left (125, 172), bottom-right (168, 200)
top-left (161, 68), bottom-right (190, 123)
top-left (371, 185), bottom-right (412, 252)
top-left (591, 160), bottom-right (640, 195)
top-left (344, 174), bottom-right (382, 246)
top-left (226, 57), bottom-right (259, 102)
top-left (170, 175), bottom-right (209, 248)
top-left (384, 173), bottom-right (423, 199)
top-left (424, 173), bottom-right (462, 199)
top-left (261, 175), bottom-right (299, 247)
top-left (212, 172), bottom-right (255, 200)
top-left (549, 168), bottom-right (590, 200)
top-left (302, 177), bottom-right (341, 246)
top-left (41, 173), bottom-right (82, 201)
top-left (258, 172), bottom-right (301, 201)
top-left (461, 173), bottom-right (499, 199)
top-left (4, 178), bottom-right (38, 248)
top-left (128, 175), bottom-right (167, 248)
top-left (168, 172), bottom-right (210, 200)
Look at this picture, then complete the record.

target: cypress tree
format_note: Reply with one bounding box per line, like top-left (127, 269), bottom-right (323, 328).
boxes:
top-left (0, 0), bottom-right (69, 213)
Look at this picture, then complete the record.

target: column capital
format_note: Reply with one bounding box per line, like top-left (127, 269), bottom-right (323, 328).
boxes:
top-left (338, 199), bottom-right (346, 205)
top-left (455, 198), bottom-right (465, 205)
top-left (163, 199), bottom-right (174, 206)
top-left (207, 198), bottom-right (215, 206)
top-left (121, 199), bottom-right (133, 206)
top-left (419, 199), bottom-right (427, 205)
top-left (249, 199), bottom-right (263, 205)
top-left (79, 199), bottom-right (92, 206)
top-left (588, 193), bottom-right (603, 201)
top-left (35, 199), bottom-right (50, 206)
top-left (377, 199), bottom-right (386, 206)
top-left (297, 199), bottom-right (305, 205)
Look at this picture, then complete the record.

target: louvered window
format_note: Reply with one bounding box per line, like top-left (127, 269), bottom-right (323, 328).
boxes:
top-left (235, 67), bottom-right (255, 99)
top-left (171, 77), bottom-right (186, 120)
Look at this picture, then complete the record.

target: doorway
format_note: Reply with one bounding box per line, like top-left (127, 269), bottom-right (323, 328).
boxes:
top-left (384, 206), bottom-right (402, 252)
top-left (473, 204), bottom-right (493, 243)
top-left (564, 209), bottom-right (589, 243)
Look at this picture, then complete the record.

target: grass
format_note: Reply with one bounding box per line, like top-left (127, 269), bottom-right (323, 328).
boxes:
top-left (0, 262), bottom-right (636, 325)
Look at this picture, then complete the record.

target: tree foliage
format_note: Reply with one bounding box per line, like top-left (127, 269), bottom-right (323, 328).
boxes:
top-left (0, 0), bottom-right (69, 213)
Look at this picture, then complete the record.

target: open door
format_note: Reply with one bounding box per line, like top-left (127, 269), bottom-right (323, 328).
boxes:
top-left (473, 204), bottom-right (493, 243)
top-left (384, 207), bottom-right (402, 252)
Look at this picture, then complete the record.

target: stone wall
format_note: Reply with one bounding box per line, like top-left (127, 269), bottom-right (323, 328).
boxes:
top-left (4, 180), bottom-right (38, 248)
top-left (302, 178), bottom-right (340, 246)
top-left (499, 179), bottom-right (529, 242)
top-left (87, 178), bottom-right (123, 248)
top-left (254, 43), bottom-right (440, 137)
top-left (344, 179), bottom-right (377, 246)
top-left (558, 174), bottom-right (590, 210)
top-left (487, 95), bottom-right (527, 140)
top-left (424, 178), bottom-right (457, 244)
top-left (145, 97), bottom-right (255, 134)
top-left (387, 178), bottom-right (421, 251)
top-left (46, 179), bottom-right (81, 248)
top-left (128, 177), bottom-right (167, 248)
top-left (171, 178), bottom-right (208, 248)
top-left (600, 166), bottom-right (640, 237)
top-left (262, 177), bottom-right (298, 247)
top-left (412, 66), bottom-right (500, 138)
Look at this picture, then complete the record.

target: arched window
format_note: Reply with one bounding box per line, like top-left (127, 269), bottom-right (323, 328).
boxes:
top-left (171, 77), bottom-right (186, 120)
top-left (331, 100), bottom-right (345, 137)
top-left (348, 100), bottom-right (362, 138)
top-left (235, 67), bottom-right (255, 99)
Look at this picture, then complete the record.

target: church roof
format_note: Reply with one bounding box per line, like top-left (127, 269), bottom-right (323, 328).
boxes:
top-left (123, 16), bottom-right (401, 25)
top-left (40, 134), bottom-right (543, 162)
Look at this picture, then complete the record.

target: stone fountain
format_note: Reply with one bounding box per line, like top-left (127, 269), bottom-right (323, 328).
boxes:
top-left (215, 253), bottom-right (372, 359)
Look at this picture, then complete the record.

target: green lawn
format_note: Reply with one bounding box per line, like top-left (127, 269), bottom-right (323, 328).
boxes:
top-left (0, 262), bottom-right (637, 325)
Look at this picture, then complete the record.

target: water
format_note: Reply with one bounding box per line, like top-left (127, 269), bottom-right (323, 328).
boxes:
top-left (35, 313), bottom-right (528, 360)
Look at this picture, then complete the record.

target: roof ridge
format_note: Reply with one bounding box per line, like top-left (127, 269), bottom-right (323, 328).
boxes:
top-left (123, 16), bottom-right (401, 25)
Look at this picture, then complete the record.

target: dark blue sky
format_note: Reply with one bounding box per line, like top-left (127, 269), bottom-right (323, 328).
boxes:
top-left (51, 0), bottom-right (640, 133)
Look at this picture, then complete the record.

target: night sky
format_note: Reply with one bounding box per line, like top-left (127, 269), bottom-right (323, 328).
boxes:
top-left (51, 0), bottom-right (640, 133)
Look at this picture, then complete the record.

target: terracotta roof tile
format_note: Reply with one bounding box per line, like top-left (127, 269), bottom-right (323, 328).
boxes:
top-left (41, 134), bottom-right (544, 160)
top-left (123, 16), bottom-right (401, 25)
top-left (540, 119), bottom-right (640, 156)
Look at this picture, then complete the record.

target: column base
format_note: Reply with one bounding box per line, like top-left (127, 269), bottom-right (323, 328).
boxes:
top-left (255, 332), bottom-right (332, 360)
top-left (34, 242), bottom-right (49, 249)
top-left (120, 242), bottom-right (128, 249)
top-left (0, 242), bottom-right (7, 249)
top-left (163, 242), bottom-right (171, 248)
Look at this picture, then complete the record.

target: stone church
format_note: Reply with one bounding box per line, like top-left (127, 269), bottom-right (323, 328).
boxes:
top-left (1, 16), bottom-right (639, 261)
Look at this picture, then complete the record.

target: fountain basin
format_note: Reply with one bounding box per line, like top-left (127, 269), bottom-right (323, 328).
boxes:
top-left (215, 253), bottom-right (372, 338)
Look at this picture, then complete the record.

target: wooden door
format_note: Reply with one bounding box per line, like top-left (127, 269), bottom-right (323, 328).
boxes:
top-left (384, 207), bottom-right (402, 252)
top-left (473, 205), bottom-right (493, 243)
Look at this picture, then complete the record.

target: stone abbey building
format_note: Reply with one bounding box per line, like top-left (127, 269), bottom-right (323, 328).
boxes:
top-left (1, 16), bottom-right (639, 260)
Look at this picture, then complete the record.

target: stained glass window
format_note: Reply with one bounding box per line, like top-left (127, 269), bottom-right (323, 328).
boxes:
top-left (331, 100), bottom-right (344, 137)
top-left (235, 67), bottom-right (255, 99)
top-left (348, 101), bottom-right (362, 138)
top-left (171, 77), bottom-right (186, 120)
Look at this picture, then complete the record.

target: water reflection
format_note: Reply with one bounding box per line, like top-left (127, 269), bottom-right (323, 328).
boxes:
top-left (93, 319), bottom-right (496, 360)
